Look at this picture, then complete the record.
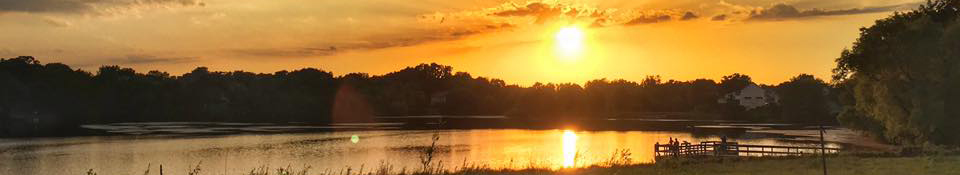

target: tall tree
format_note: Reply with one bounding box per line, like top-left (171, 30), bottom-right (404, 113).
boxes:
top-left (833, 0), bottom-right (960, 145)
top-left (719, 73), bottom-right (752, 95)
top-left (777, 74), bottom-right (832, 123)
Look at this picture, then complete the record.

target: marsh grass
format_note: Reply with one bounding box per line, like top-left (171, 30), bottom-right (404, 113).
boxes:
top-left (248, 165), bottom-right (311, 175)
top-left (90, 148), bottom-right (630, 175)
top-left (83, 154), bottom-right (960, 175)
top-left (602, 149), bottom-right (632, 167)
top-left (187, 162), bottom-right (202, 175)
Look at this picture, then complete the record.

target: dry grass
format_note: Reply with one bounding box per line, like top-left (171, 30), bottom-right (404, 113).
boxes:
top-left (84, 154), bottom-right (960, 175)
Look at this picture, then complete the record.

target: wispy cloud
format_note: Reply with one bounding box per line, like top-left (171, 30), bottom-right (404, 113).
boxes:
top-left (0, 0), bottom-right (205, 15)
top-left (113, 54), bottom-right (198, 64)
top-left (232, 47), bottom-right (338, 58)
top-left (490, 2), bottom-right (565, 24)
top-left (40, 17), bottom-right (71, 27)
top-left (711, 14), bottom-right (728, 21)
top-left (622, 10), bottom-right (705, 25)
top-left (681, 12), bottom-right (699, 21)
top-left (230, 23), bottom-right (516, 58)
top-left (624, 14), bottom-right (672, 25)
top-left (746, 2), bottom-right (921, 20)
top-left (435, 1), bottom-right (701, 27)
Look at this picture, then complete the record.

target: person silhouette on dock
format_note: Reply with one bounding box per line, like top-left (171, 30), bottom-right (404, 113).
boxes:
top-left (719, 136), bottom-right (729, 156)
top-left (668, 137), bottom-right (681, 156)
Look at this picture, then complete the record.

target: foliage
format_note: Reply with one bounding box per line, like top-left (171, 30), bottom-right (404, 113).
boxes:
top-left (719, 73), bottom-right (752, 95)
top-left (0, 56), bottom-right (841, 136)
top-left (832, 0), bottom-right (960, 145)
top-left (776, 74), bottom-right (834, 123)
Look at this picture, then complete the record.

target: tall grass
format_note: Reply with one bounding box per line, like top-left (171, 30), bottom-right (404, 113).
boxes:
top-left (83, 154), bottom-right (960, 175)
top-left (416, 119), bottom-right (445, 174)
top-left (85, 147), bottom-right (643, 175)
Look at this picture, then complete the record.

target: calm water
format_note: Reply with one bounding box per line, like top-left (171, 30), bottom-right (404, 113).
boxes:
top-left (0, 128), bottom-right (843, 175)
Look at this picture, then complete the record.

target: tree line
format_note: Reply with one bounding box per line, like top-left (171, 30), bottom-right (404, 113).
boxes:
top-left (0, 56), bottom-right (839, 136)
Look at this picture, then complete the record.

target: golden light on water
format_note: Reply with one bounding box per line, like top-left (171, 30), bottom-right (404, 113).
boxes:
top-left (555, 27), bottom-right (585, 62)
top-left (561, 130), bottom-right (578, 168)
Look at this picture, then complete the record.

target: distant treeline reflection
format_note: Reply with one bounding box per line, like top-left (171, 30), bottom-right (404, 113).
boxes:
top-left (0, 56), bottom-right (838, 136)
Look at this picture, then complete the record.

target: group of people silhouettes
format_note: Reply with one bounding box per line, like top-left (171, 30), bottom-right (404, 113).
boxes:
top-left (663, 137), bottom-right (690, 156)
top-left (660, 136), bottom-right (730, 156)
top-left (668, 137), bottom-right (690, 146)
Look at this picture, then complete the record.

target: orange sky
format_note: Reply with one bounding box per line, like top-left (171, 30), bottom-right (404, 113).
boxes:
top-left (0, 0), bottom-right (922, 85)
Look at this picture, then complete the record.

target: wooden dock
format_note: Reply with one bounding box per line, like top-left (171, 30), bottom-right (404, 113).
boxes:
top-left (655, 141), bottom-right (840, 158)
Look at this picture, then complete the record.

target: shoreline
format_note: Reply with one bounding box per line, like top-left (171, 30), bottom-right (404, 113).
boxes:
top-left (75, 154), bottom-right (960, 175)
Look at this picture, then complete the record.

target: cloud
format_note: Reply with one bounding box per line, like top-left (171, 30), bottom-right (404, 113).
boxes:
top-left (712, 14), bottom-right (728, 21)
top-left (485, 1), bottom-right (630, 25)
top-left (624, 14), bottom-right (672, 25)
top-left (232, 47), bottom-right (338, 58)
top-left (622, 10), bottom-right (699, 25)
top-left (681, 12), bottom-right (699, 20)
top-left (589, 18), bottom-right (608, 28)
top-left (231, 1), bottom-right (926, 59)
top-left (231, 23), bottom-right (516, 58)
top-left (491, 2), bottom-right (565, 24)
top-left (0, 0), bottom-right (205, 15)
top-left (41, 17), bottom-right (71, 27)
top-left (444, 1), bottom-right (716, 27)
top-left (355, 23), bottom-right (515, 49)
top-left (114, 54), bottom-right (198, 64)
top-left (747, 3), bottom-right (920, 20)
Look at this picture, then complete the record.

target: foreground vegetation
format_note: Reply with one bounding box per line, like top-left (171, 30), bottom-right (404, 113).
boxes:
top-left (86, 154), bottom-right (960, 175)
top-left (486, 155), bottom-right (960, 175)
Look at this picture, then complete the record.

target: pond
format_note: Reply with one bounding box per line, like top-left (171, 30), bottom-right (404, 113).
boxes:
top-left (0, 124), bottom-right (854, 175)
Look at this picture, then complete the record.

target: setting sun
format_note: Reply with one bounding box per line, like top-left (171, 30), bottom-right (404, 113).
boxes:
top-left (555, 27), bottom-right (585, 61)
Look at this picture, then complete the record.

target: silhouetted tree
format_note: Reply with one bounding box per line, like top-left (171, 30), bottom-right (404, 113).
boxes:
top-left (0, 56), bottom-right (849, 136)
top-left (719, 73), bottom-right (752, 95)
top-left (777, 74), bottom-right (833, 123)
top-left (833, 0), bottom-right (960, 145)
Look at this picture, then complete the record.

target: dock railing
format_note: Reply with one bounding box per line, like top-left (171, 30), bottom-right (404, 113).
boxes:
top-left (655, 141), bottom-right (840, 158)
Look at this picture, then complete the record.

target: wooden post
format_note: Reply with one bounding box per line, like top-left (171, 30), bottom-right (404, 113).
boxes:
top-left (654, 143), bottom-right (659, 157)
top-left (819, 125), bottom-right (828, 175)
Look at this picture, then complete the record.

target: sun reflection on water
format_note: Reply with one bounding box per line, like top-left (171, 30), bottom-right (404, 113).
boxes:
top-left (562, 130), bottom-right (578, 168)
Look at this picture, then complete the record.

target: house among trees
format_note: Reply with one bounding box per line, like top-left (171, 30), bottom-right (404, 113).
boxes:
top-left (427, 90), bottom-right (450, 114)
top-left (717, 83), bottom-right (777, 110)
top-left (430, 91), bottom-right (449, 106)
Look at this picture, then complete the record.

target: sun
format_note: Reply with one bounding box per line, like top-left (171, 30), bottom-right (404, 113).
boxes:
top-left (555, 27), bottom-right (585, 61)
